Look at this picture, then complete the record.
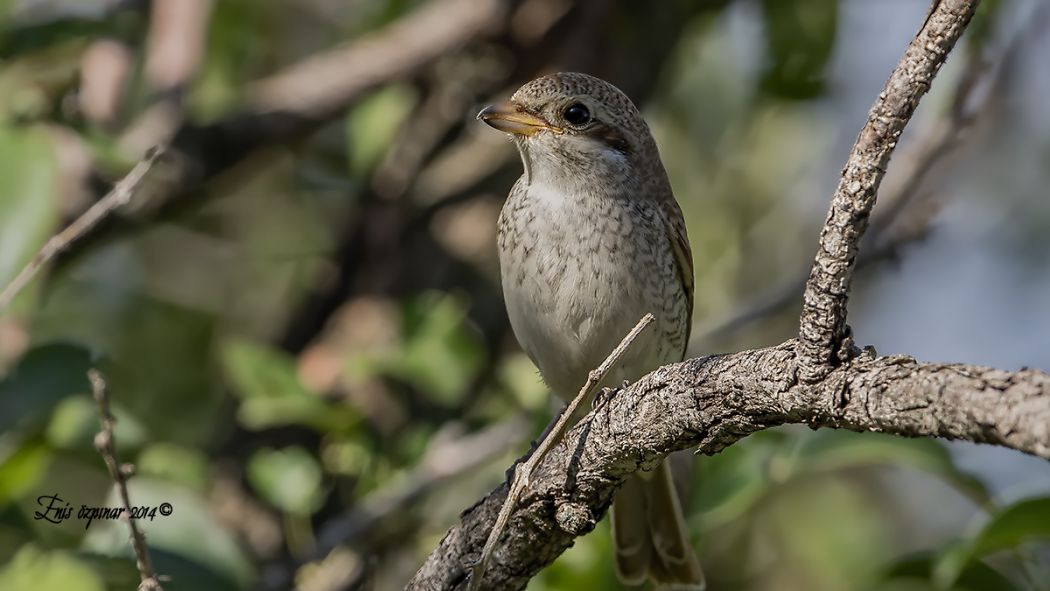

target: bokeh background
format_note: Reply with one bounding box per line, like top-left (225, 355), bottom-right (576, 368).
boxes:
top-left (1, 0), bottom-right (1049, 590)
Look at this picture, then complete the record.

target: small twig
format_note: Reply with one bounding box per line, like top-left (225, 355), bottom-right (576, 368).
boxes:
top-left (469, 313), bottom-right (655, 590)
top-left (89, 369), bottom-right (164, 591)
top-left (0, 148), bottom-right (164, 311)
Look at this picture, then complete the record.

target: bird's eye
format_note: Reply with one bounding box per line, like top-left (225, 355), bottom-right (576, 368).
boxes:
top-left (563, 103), bottom-right (590, 126)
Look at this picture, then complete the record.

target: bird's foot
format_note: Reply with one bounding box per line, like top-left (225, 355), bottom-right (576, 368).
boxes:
top-left (591, 386), bottom-right (620, 410)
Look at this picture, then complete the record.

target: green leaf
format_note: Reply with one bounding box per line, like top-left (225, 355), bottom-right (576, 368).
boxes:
top-left (758, 0), bottom-right (838, 98)
top-left (35, 289), bottom-right (220, 447)
top-left (0, 545), bottom-right (105, 591)
top-left (345, 83), bottom-right (417, 176)
top-left (498, 353), bottom-right (548, 412)
top-left (384, 292), bottom-right (483, 407)
top-left (136, 443), bottom-right (210, 493)
top-left (44, 395), bottom-right (100, 451)
top-left (765, 475), bottom-right (891, 587)
top-left (0, 438), bottom-right (50, 505)
top-left (934, 497), bottom-right (1050, 588)
top-left (247, 446), bottom-right (325, 516)
top-left (0, 343), bottom-right (93, 434)
top-left (883, 552), bottom-right (1020, 591)
top-left (0, 124), bottom-right (57, 303)
top-left (967, 0), bottom-right (1005, 51)
top-left (690, 431), bottom-right (786, 527)
top-left (220, 337), bottom-right (357, 432)
top-left (792, 431), bottom-right (992, 506)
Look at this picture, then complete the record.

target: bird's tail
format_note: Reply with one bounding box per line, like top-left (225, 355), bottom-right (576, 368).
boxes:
top-left (612, 459), bottom-right (705, 589)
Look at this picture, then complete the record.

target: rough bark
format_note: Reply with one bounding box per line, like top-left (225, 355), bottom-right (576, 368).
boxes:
top-left (409, 343), bottom-right (1050, 590)
top-left (798, 0), bottom-right (979, 382)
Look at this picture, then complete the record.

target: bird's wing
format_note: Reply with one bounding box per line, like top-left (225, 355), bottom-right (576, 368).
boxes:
top-left (657, 191), bottom-right (694, 356)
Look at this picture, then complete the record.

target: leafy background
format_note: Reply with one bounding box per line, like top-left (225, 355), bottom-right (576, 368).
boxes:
top-left (1, 0), bottom-right (1049, 590)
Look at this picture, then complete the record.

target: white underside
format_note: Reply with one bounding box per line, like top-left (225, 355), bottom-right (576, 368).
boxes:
top-left (499, 179), bottom-right (686, 399)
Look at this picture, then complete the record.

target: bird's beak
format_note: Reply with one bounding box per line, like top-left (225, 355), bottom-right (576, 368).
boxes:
top-left (477, 101), bottom-right (557, 137)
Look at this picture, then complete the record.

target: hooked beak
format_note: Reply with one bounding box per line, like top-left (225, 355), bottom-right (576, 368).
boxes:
top-left (477, 101), bottom-right (559, 137)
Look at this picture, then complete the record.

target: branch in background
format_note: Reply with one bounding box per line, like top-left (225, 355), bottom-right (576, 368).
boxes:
top-left (171, 0), bottom-right (507, 185)
top-left (797, 0), bottom-right (980, 382)
top-left (0, 147), bottom-right (164, 311)
top-left (53, 0), bottom-right (514, 275)
top-left (694, 0), bottom-right (1046, 348)
top-left (144, 0), bottom-right (212, 93)
top-left (78, 39), bottom-right (133, 126)
top-left (248, 0), bottom-right (503, 123)
top-left (255, 418), bottom-right (530, 591)
top-left (89, 369), bottom-right (165, 591)
top-left (410, 342), bottom-right (1050, 590)
top-left (119, 0), bottom-right (214, 154)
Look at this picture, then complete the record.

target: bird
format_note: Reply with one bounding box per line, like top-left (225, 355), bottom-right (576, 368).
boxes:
top-left (478, 72), bottom-right (704, 589)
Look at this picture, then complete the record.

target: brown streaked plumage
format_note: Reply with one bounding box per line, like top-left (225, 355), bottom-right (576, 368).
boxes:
top-left (480, 72), bottom-right (703, 589)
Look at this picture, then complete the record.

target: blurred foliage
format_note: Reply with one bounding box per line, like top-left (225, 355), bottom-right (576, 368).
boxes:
top-left (758, 0), bottom-right (838, 98)
top-left (0, 0), bottom-right (1048, 590)
top-left (0, 125), bottom-right (57, 294)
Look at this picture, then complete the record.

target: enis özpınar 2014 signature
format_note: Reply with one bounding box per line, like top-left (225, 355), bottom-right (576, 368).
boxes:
top-left (34, 493), bottom-right (173, 530)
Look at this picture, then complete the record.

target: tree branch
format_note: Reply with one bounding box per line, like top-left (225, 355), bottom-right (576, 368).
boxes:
top-left (798, 0), bottom-right (979, 382)
top-left (409, 342), bottom-right (1050, 589)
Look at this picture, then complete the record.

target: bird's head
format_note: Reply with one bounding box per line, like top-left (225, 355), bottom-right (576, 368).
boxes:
top-left (477, 72), bottom-right (664, 188)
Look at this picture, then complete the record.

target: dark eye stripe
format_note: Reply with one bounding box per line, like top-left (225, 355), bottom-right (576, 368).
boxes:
top-left (586, 122), bottom-right (629, 153)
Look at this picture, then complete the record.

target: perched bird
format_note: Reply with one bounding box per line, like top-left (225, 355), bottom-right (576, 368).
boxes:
top-left (478, 72), bottom-right (704, 589)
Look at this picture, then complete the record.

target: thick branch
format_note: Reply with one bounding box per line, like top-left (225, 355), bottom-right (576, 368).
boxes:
top-left (409, 342), bottom-right (1050, 590)
top-left (798, 0), bottom-right (980, 381)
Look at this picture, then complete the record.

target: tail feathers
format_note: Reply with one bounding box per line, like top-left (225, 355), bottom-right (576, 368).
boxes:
top-left (612, 460), bottom-right (704, 590)
top-left (612, 473), bottom-right (653, 585)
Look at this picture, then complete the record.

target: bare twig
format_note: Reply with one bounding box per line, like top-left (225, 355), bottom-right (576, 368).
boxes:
top-left (0, 147), bottom-right (164, 311)
top-left (797, 0), bottom-right (980, 382)
top-left (469, 314), bottom-right (654, 590)
top-left (89, 369), bottom-right (164, 591)
top-left (248, 0), bottom-right (505, 121)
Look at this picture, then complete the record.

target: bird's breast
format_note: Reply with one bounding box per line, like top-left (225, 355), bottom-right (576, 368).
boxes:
top-left (497, 180), bottom-right (689, 398)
